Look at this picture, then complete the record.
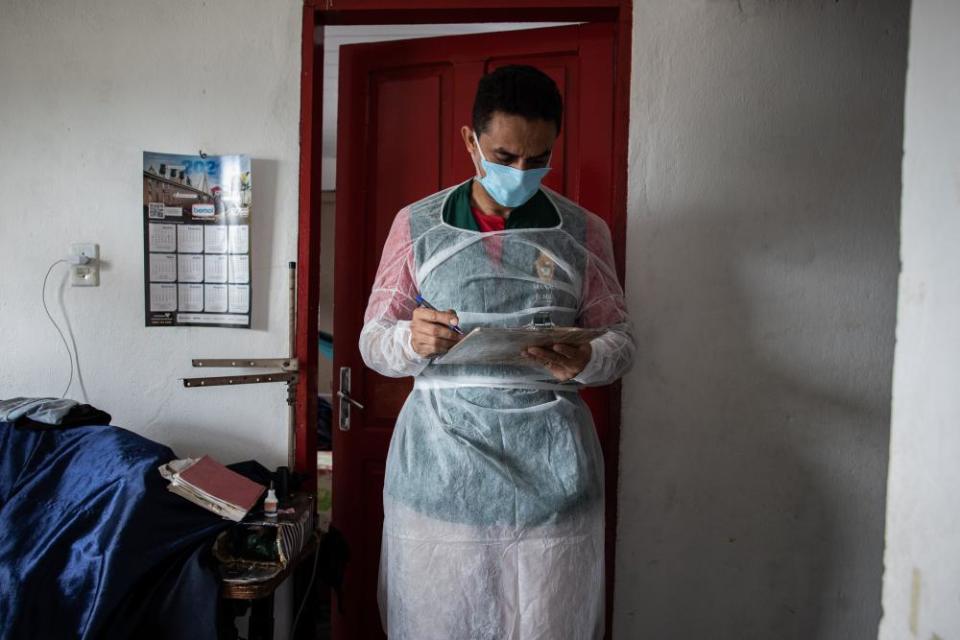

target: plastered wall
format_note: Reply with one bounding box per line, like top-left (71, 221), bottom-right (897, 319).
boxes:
top-left (879, 1), bottom-right (960, 638)
top-left (0, 0), bottom-right (302, 469)
top-left (616, 1), bottom-right (908, 637)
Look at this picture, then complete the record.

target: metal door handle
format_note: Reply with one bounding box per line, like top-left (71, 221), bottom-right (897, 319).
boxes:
top-left (337, 390), bottom-right (365, 410)
top-left (338, 366), bottom-right (363, 431)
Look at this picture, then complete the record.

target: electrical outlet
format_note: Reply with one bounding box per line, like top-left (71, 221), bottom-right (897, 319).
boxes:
top-left (70, 243), bottom-right (100, 287)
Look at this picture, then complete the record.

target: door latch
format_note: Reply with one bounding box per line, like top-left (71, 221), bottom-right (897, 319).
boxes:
top-left (338, 366), bottom-right (364, 430)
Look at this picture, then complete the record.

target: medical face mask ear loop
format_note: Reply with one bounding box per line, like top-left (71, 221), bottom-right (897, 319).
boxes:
top-left (471, 131), bottom-right (485, 181)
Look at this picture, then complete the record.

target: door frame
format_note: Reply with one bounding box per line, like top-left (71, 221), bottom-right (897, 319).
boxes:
top-left (295, 1), bottom-right (633, 635)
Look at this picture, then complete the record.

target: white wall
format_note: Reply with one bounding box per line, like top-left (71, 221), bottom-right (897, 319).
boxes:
top-left (616, 1), bottom-right (908, 638)
top-left (879, 1), bottom-right (960, 638)
top-left (0, 0), bottom-right (302, 469)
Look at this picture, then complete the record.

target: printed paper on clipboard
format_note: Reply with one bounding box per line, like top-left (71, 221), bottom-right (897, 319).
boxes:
top-left (432, 326), bottom-right (606, 366)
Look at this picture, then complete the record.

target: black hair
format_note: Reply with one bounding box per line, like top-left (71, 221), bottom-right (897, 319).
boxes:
top-left (472, 65), bottom-right (563, 136)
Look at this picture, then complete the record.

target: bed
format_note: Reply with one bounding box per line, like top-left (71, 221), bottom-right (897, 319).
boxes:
top-left (0, 420), bottom-right (233, 639)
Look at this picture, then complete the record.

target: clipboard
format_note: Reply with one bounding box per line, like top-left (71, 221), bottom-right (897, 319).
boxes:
top-left (432, 326), bottom-right (605, 366)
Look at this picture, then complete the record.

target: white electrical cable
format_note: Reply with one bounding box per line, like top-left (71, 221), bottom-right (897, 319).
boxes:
top-left (42, 260), bottom-right (74, 399)
top-left (290, 541), bottom-right (322, 637)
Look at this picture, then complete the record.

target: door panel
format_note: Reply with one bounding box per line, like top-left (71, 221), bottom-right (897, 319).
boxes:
top-left (332, 23), bottom-right (616, 640)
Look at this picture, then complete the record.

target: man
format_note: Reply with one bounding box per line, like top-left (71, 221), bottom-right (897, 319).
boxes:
top-left (360, 64), bottom-right (634, 640)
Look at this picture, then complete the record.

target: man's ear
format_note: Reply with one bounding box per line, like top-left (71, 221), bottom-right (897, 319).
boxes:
top-left (460, 125), bottom-right (475, 151)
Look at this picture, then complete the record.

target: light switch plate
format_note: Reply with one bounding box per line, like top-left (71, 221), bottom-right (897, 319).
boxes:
top-left (70, 243), bottom-right (99, 287)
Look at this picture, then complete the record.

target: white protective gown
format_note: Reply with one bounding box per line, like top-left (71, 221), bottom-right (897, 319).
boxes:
top-left (359, 179), bottom-right (635, 640)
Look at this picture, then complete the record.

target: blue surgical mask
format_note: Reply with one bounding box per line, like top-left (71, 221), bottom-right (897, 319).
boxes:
top-left (473, 132), bottom-right (552, 208)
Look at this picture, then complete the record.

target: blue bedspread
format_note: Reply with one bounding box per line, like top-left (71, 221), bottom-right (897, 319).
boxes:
top-left (0, 422), bottom-right (233, 639)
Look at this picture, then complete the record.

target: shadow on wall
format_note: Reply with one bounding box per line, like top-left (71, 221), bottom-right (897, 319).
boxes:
top-left (616, 2), bottom-right (907, 638)
top-left (626, 204), bottom-right (895, 637)
top-left (250, 157), bottom-right (278, 333)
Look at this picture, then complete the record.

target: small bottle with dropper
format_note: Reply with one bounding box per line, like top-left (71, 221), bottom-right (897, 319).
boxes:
top-left (264, 481), bottom-right (278, 519)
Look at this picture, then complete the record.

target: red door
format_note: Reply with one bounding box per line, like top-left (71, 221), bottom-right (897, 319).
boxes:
top-left (332, 23), bottom-right (617, 640)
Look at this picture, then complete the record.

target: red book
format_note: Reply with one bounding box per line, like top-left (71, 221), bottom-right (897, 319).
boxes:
top-left (177, 455), bottom-right (265, 514)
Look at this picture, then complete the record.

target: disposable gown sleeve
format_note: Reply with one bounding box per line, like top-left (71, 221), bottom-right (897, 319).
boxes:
top-left (358, 208), bottom-right (431, 378)
top-left (572, 214), bottom-right (637, 387)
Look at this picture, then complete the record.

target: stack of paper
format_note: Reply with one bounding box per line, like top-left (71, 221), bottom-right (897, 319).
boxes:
top-left (159, 455), bottom-right (266, 522)
top-left (434, 326), bottom-right (605, 366)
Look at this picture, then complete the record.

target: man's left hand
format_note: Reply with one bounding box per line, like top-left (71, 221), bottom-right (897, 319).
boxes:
top-left (522, 343), bottom-right (592, 382)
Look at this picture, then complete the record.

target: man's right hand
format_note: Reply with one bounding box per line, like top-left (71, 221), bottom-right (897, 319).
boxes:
top-left (410, 307), bottom-right (462, 357)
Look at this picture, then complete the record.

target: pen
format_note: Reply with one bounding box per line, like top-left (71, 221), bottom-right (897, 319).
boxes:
top-left (415, 294), bottom-right (465, 335)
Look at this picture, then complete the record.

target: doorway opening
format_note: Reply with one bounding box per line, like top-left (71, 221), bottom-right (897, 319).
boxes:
top-left (314, 23), bottom-right (578, 639)
top-left (296, 6), bottom-right (632, 640)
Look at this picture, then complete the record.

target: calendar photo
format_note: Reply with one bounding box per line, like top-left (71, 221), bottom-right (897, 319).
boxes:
top-left (142, 151), bottom-right (252, 328)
